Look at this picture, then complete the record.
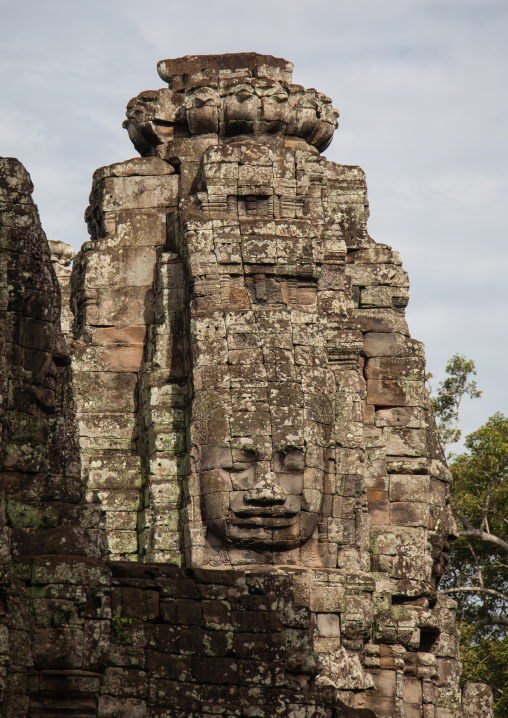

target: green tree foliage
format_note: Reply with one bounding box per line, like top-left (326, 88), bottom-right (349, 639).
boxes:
top-left (459, 623), bottom-right (508, 715)
top-left (427, 354), bottom-right (482, 453)
top-left (429, 358), bottom-right (507, 715)
top-left (442, 414), bottom-right (508, 715)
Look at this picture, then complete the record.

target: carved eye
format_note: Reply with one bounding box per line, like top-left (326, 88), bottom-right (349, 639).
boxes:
top-left (278, 450), bottom-right (305, 473)
top-left (223, 464), bottom-right (253, 474)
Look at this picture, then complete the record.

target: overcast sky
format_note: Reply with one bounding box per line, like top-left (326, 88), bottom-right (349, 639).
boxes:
top-left (1, 0), bottom-right (507, 446)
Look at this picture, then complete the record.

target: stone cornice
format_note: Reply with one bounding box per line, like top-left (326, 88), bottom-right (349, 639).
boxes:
top-left (123, 53), bottom-right (339, 157)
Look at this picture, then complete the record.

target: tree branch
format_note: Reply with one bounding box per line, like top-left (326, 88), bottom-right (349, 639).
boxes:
top-left (441, 586), bottom-right (508, 602)
top-left (443, 401), bottom-right (461, 452)
top-left (458, 527), bottom-right (508, 554)
top-left (486, 614), bottom-right (508, 627)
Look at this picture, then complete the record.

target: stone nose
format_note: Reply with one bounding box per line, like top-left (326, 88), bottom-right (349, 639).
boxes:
top-left (244, 478), bottom-right (287, 505)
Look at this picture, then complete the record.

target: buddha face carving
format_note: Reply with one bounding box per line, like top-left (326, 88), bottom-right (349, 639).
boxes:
top-left (199, 442), bottom-right (325, 550)
top-left (185, 87), bottom-right (220, 135)
top-left (181, 149), bottom-right (339, 562)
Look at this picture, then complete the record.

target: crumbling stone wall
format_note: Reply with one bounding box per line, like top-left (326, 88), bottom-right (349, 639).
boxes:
top-left (0, 158), bottom-right (103, 562)
top-left (0, 53), bottom-right (494, 717)
top-left (0, 157), bottom-right (106, 715)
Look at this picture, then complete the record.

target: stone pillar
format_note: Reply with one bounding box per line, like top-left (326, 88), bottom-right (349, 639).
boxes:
top-left (48, 239), bottom-right (75, 341)
top-left (71, 158), bottom-right (178, 560)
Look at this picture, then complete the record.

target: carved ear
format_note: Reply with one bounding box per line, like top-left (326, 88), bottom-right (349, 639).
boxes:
top-left (189, 445), bottom-right (200, 469)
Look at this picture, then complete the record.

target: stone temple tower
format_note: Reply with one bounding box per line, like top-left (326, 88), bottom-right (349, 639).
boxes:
top-left (0, 54), bottom-right (492, 716)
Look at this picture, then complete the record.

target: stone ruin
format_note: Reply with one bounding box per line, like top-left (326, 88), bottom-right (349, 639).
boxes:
top-left (0, 53), bottom-right (493, 717)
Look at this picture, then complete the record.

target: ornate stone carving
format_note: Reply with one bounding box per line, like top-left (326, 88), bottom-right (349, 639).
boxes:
top-left (123, 53), bottom-right (339, 158)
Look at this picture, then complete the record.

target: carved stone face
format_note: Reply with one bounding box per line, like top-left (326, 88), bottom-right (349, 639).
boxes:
top-left (183, 158), bottom-right (337, 562)
top-left (200, 442), bottom-right (324, 550)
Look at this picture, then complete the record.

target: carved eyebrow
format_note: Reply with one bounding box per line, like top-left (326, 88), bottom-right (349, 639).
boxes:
top-left (231, 449), bottom-right (257, 462)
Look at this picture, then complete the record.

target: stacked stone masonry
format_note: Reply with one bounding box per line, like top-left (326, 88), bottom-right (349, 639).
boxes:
top-left (0, 53), bottom-right (493, 716)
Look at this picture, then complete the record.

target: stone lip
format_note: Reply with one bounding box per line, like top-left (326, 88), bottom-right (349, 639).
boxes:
top-left (157, 52), bottom-right (294, 84)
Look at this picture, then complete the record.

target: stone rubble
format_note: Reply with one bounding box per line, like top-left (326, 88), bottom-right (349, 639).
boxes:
top-left (0, 53), bottom-right (493, 716)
